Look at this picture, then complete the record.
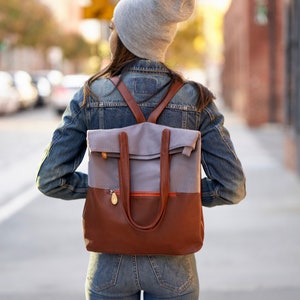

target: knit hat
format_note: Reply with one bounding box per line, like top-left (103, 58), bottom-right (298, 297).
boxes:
top-left (113, 0), bottom-right (195, 62)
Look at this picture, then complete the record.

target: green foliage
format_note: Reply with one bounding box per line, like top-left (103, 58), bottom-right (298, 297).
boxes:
top-left (0, 0), bottom-right (90, 61)
top-left (60, 33), bottom-right (91, 60)
top-left (0, 0), bottom-right (59, 48)
top-left (166, 8), bottom-right (207, 69)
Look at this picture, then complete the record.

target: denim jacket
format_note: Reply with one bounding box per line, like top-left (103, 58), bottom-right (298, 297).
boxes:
top-left (36, 60), bottom-right (246, 207)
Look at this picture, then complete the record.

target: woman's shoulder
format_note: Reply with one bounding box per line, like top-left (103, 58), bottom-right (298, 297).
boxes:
top-left (89, 76), bottom-right (113, 90)
top-left (179, 78), bottom-right (215, 111)
top-left (87, 76), bottom-right (116, 98)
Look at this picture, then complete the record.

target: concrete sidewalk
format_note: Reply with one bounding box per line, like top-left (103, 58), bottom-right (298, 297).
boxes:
top-left (196, 108), bottom-right (300, 299)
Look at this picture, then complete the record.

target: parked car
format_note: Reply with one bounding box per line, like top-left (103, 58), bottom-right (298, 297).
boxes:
top-left (0, 71), bottom-right (20, 115)
top-left (50, 74), bottom-right (89, 114)
top-left (30, 70), bottom-right (63, 107)
top-left (12, 71), bottom-right (39, 109)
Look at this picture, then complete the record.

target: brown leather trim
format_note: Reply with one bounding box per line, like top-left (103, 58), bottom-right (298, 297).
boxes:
top-left (110, 77), bottom-right (146, 123)
top-left (110, 76), bottom-right (184, 124)
top-left (118, 130), bottom-right (171, 231)
top-left (147, 80), bottom-right (184, 123)
top-left (83, 187), bottom-right (204, 255)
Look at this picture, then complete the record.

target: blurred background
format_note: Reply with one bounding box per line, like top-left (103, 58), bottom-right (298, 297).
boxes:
top-left (0, 0), bottom-right (300, 299)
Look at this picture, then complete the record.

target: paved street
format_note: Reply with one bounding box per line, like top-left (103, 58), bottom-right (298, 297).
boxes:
top-left (197, 107), bottom-right (300, 299)
top-left (0, 108), bottom-right (89, 300)
top-left (0, 106), bottom-right (300, 299)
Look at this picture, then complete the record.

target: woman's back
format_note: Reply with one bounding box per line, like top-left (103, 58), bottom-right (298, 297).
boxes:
top-left (36, 0), bottom-right (246, 299)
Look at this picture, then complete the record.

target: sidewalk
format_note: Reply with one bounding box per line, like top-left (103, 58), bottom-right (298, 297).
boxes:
top-left (1, 106), bottom-right (300, 300)
top-left (196, 107), bottom-right (300, 300)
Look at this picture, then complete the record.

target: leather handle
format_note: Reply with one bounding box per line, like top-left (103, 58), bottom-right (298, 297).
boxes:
top-left (118, 129), bottom-right (171, 231)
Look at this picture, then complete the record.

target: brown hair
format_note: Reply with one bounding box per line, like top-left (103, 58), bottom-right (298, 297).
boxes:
top-left (83, 35), bottom-right (214, 111)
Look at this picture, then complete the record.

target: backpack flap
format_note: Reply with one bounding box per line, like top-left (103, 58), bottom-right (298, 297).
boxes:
top-left (88, 122), bottom-right (199, 157)
top-left (87, 122), bottom-right (201, 193)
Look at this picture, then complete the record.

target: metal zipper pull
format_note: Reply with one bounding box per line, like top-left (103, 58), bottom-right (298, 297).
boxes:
top-left (110, 190), bottom-right (118, 205)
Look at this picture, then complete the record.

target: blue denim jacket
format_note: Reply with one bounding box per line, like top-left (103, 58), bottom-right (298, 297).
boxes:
top-left (36, 60), bottom-right (246, 207)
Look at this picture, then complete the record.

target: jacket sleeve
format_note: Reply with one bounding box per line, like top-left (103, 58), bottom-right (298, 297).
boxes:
top-left (199, 101), bottom-right (246, 207)
top-left (36, 88), bottom-right (88, 200)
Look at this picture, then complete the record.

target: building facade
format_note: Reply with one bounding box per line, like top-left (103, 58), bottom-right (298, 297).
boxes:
top-left (222, 0), bottom-right (284, 127)
top-left (222, 0), bottom-right (300, 175)
top-left (285, 0), bottom-right (300, 174)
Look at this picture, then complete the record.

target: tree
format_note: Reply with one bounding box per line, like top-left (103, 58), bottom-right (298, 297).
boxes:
top-left (0, 0), bottom-right (91, 63)
top-left (61, 33), bottom-right (90, 60)
top-left (166, 8), bottom-right (207, 69)
top-left (0, 0), bottom-right (59, 49)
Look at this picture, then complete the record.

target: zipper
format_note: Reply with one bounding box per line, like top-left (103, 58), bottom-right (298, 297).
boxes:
top-left (110, 190), bottom-right (176, 197)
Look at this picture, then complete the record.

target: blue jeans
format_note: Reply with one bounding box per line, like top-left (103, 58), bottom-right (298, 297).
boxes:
top-left (85, 253), bottom-right (199, 299)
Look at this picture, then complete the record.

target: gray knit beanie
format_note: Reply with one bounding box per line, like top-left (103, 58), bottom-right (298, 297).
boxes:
top-left (113, 0), bottom-right (195, 62)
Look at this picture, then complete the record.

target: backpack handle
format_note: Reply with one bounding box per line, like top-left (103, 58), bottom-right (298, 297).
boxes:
top-left (118, 129), bottom-right (171, 231)
top-left (110, 77), bottom-right (184, 123)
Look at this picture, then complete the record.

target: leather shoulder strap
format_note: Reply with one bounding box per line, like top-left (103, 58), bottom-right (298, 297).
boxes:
top-left (147, 80), bottom-right (184, 123)
top-left (110, 77), bottom-right (146, 123)
top-left (110, 76), bottom-right (184, 124)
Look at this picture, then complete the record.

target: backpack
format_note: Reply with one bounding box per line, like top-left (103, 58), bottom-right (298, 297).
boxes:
top-left (82, 77), bottom-right (204, 255)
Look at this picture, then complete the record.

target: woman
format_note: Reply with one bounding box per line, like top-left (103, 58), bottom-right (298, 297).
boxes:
top-left (36, 0), bottom-right (246, 299)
